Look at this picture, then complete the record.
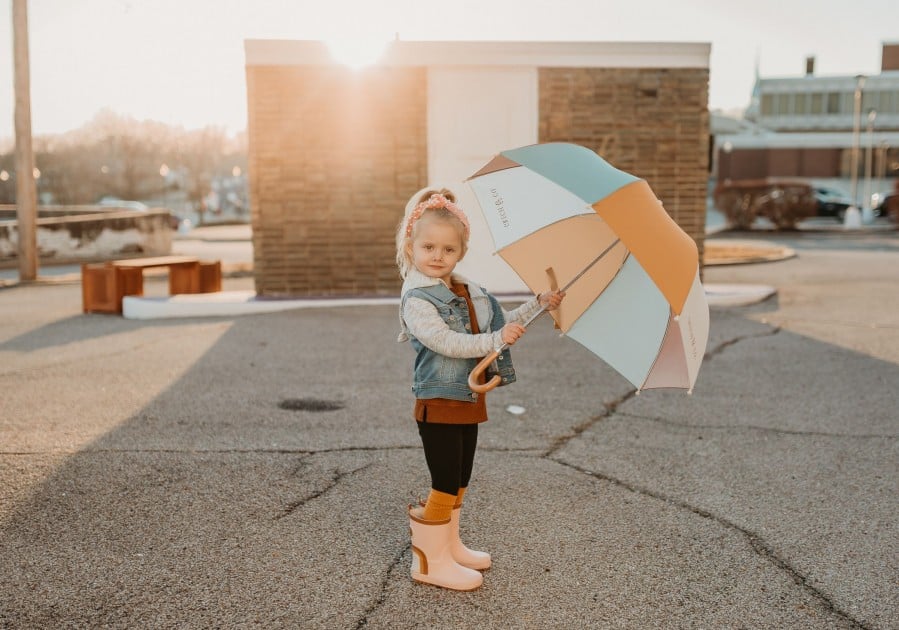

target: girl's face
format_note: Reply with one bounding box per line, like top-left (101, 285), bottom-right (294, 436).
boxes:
top-left (408, 218), bottom-right (464, 285)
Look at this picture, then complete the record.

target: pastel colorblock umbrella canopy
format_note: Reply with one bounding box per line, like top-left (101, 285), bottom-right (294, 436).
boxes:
top-left (466, 142), bottom-right (709, 393)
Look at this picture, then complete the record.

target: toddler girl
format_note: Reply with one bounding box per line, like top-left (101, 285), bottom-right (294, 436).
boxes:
top-left (396, 187), bottom-right (563, 591)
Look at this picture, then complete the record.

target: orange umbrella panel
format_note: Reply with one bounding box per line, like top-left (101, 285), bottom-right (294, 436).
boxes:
top-left (591, 179), bottom-right (699, 315)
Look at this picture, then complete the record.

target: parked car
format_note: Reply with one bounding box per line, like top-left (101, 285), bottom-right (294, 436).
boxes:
top-left (871, 190), bottom-right (898, 220)
top-left (713, 179), bottom-right (816, 230)
top-left (813, 187), bottom-right (854, 221)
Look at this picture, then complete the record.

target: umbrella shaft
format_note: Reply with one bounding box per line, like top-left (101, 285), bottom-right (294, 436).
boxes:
top-left (559, 238), bottom-right (621, 293)
top-left (496, 305), bottom-right (546, 353)
top-left (495, 237), bottom-right (622, 353)
top-left (522, 305), bottom-right (547, 328)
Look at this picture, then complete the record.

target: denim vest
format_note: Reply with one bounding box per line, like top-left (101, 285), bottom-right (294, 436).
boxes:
top-left (403, 283), bottom-right (516, 402)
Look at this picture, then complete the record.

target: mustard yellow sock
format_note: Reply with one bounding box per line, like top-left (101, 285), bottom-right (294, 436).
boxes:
top-left (423, 489), bottom-right (457, 521)
top-left (455, 486), bottom-right (467, 509)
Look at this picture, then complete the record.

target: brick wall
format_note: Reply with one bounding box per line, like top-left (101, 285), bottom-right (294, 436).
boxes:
top-left (246, 65), bottom-right (427, 296)
top-left (719, 148), bottom-right (843, 180)
top-left (538, 67), bottom-right (710, 259)
top-left (882, 43), bottom-right (899, 72)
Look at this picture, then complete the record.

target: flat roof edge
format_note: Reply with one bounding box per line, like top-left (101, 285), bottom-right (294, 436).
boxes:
top-left (716, 130), bottom-right (899, 149)
top-left (244, 39), bottom-right (711, 69)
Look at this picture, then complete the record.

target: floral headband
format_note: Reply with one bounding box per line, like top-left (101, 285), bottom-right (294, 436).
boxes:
top-left (405, 193), bottom-right (470, 240)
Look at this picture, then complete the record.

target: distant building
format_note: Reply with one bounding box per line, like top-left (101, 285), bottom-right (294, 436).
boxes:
top-left (714, 42), bottom-right (899, 199)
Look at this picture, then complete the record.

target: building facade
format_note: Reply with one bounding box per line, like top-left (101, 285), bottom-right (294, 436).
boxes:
top-left (245, 40), bottom-right (710, 296)
top-left (715, 43), bottom-right (899, 198)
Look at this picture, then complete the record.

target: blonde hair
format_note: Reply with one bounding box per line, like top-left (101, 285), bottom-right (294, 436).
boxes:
top-left (396, 187), bottom-right (469, 279)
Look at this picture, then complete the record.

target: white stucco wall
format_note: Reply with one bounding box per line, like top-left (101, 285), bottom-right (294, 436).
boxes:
top-left (426, 66), bottom-right (538, 294)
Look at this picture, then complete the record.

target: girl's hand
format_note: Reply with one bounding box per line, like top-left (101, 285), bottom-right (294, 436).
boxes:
top-left (501, 322), bottom-right (526, 345)
top-left (539, 290), bottom-right (566, 311)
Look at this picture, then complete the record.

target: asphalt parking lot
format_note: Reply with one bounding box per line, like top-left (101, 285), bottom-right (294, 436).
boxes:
top-left (1, 227), bottom-right (897, 628)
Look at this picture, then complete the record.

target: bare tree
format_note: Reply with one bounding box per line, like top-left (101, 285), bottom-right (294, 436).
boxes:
top-left (0, 110), bottom-right (245, 212)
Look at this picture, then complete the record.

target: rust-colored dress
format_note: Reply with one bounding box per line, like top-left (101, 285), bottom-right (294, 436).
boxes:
top-left (414, 282), bottom-right (488, 425)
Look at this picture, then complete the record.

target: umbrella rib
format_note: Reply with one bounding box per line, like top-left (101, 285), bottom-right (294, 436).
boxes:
top-left (638, 309), bottom-right (674, 392)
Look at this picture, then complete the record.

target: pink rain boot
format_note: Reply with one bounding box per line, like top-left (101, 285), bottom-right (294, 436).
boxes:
top-left (449, 505), bottom-right (492, 570)
top-left (409, 506), bottom-right (483, 591)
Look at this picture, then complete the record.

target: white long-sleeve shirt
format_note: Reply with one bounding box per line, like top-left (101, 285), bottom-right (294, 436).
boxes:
top-left (398, 268), bottom-right (541, 358)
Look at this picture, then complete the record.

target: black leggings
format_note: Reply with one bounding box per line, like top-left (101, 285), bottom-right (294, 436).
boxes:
top-left (417, 422), bottom-right (479, 496)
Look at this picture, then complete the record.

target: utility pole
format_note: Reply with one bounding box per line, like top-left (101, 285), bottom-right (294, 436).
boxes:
top-left (13, 0), bottom-right (38, 281)
top-left (862, 109), bottom-right (876, 224)
top-left (844, 75), bottom-right (865, 229)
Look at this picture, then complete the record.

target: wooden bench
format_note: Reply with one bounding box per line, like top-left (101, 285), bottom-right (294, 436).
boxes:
top-left (82, 256), bottom-right (222, 314)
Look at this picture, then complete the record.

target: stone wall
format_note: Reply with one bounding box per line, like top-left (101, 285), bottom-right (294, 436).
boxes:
top-left (538, 67), bottom-right (710, 259)
top-left (246, 65), bottom-right (427, 297)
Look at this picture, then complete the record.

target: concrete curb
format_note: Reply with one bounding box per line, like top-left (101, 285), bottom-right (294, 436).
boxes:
top-left (119, 281), bottom-right (776, 319)
top-left (704, 283), bottom-right (777, 306)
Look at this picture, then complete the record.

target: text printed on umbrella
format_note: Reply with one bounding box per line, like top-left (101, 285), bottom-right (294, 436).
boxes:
top-left (687, 318), bottom-right (698, 361)
top-left (490, 188), bottom-right (511, 228)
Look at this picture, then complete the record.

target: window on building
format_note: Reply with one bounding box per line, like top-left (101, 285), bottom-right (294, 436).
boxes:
top-left (794, 93), bottom-right (808, 115)
top-left (862, 90), bottom-right (878, 112)
top-left (861, 90), bottom-right (899, 115)
top-left (826, 92), bottom-right (841, 114)
top-left (881, 90), bottom-right (898, 114)
top-left (776, 94), bottom-right (791, 115)
top-left (810, 92), bottom-right (823, 114)
top-left (761, 94), bottom-right (774, 116)
top-left (841, 91), bottom-right (855, 114)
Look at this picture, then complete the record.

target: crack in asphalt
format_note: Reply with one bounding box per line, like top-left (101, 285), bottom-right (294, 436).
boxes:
top-left (287, 455), bottom-right (312, 479)
top-left (704, 326), bottom-right (781, 359)
top-left (765, 316), bottom-right (899, 330)
top-left (614, 413), bottom-right (899, 440)
top-left (548, 457), bottom-right (871, 630)
top-left (538, 328), bottom-right (783, 461)
top-left (274, 462), bottom-right (372, 521)
top-left (1, 445), bottom-right (545, 457)
top-left (543, 390), bottom-right (638, 458)
top-left (0, 447), bottom-right (420, 456)
top-left (0, 325), bottom-right (876, 626)
top-left (354, 542), bottom-right (410, 629)
top-left (531, 326), bottom-right (871, 629)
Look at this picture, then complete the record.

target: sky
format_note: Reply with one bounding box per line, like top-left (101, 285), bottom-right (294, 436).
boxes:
top-left (1, 0), bottom-right (898, 142)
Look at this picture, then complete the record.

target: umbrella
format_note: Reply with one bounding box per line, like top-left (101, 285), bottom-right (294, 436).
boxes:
top-left (465, 142), bottom-right (709, 394)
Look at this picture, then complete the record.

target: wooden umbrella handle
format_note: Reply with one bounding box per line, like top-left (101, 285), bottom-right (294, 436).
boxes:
top-left (468, 349), bottom-right (502, 394)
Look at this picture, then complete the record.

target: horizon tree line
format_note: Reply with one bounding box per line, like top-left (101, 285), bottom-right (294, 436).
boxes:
top-left (0, 109), bottom-right (247, 213)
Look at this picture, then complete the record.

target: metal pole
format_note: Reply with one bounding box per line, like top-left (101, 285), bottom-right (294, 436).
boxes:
top-left (12, 0), bottom-right (38, 280)
top-left (862, 109), bottom-right (876, 224)
top-left (844, 75), bottom-right (865, 228)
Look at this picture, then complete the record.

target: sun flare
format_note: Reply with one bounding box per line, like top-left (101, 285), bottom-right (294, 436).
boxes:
top-left (326, 35), bottom-right (391, 69)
